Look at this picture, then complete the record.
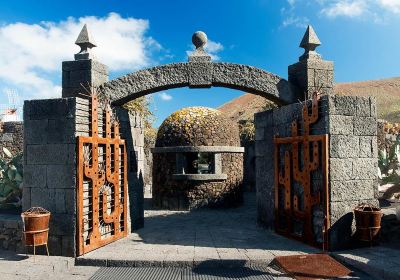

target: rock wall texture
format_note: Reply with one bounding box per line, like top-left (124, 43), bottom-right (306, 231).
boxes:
top-left (153, 107), bottom-right (244, 210)
top-left (153, 153), bottom-right (243, 209)
top-left (0, 214), bottom-right (23, 252)
top-left (62, 59), bottom-right (108, 98)
top-left (99, 62), bottom-right (299, 106)
top-left (116, 108), bottom-right (145, 230)
top-left (255, 94), bottom-right (378, 251)
top-left (144, 130), bottom-right (156, 194)
top-left (243, 142), bottom-right (256, 192)
top-left (23, 98), bottom-right (80, 257)
top-left (0, 122), bottom-right (23, 156)
top-left (156, 107), bottom-right (240, 147)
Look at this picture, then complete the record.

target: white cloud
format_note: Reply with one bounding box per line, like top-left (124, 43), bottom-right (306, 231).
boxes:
top-left (0, 13), bottom-right (161, 101)
top-left (205, 40), bottom-right (224, 54)
top-left (287, 0), bottom-right (297, 7)
top-left (317, 0), bottom-right (400, 19)
top-left (282, 16), bottom-right (310, 28)
top-left (158, 92), bottom-right (172, 101)
top-left (281, 0), bottom-right (400, 24)
top-left (378, 0), bottom-right (400, 13)
top-left (186, 39), bottom-right (224, 61)
top-left (321, 1), bottom-right (367, 18)
top-left (281, 0), bottom-right (310, 28)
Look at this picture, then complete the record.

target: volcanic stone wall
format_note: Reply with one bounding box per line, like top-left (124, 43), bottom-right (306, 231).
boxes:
top-left (255, 94), bottom-right (378, 250)
top-left (153, 107), bottom-right (244, 210)
top-left (23, 97), bottom-right (144, 256)
top-left (0, 214), bottom-right (23, 252)
top-left (0, 122), bottom-right (23, 156)
top-left (153, 153), bottom-right (243, 209)
top-left (23, 98), bottom-right (81, 256)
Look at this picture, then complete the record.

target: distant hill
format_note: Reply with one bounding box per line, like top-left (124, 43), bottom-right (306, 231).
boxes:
top-left (218, 93), bottom-right (275, 123)
top-left (219, 77), bottom-right (400, 123)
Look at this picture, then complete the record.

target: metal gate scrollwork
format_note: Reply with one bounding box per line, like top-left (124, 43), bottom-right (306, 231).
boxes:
top-left (274, 94), bottom-right (330, 250)
top-left (77, 92), bottom-right (128, 256)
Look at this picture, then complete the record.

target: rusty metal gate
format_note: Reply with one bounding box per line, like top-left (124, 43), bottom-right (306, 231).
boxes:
top-left (274, 94), bottom-right (330, 249)
top-left (76, 92), bottom-right (128, 256)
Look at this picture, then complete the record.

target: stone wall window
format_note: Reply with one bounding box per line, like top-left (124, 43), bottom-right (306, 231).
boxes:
top-left (176, 152), bottom-right (219, 175)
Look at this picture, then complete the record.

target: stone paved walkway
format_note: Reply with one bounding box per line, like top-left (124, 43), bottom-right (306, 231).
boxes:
top-left (0, 250), bottom-right (99, 280)
top-left (0, 193), bottom-right (379, 279)
top-left (334, 246), bottom-right (400, 280)
top-left (77, 193), bottom-right (319, 267)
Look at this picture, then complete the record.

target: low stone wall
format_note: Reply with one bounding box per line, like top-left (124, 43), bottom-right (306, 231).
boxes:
top-left (0, 214), bottom-right (23, 252)
top-left (0, 121), bottom-right (23, 155)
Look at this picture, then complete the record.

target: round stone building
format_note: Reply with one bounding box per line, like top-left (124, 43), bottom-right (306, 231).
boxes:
top-left (152, 107), bottom-right (244, 210)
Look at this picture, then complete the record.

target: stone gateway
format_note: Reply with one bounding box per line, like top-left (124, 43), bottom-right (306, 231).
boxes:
top-left (18, 25), bottom-right (378, 256)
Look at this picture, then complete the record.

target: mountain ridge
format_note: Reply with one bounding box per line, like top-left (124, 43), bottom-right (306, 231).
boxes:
top-left (219, 77), bottom-right (400, 123)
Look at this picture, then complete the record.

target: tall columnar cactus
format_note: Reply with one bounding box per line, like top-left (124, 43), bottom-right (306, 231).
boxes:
top-left (0, 147), bottom-right (23, 209)
top-left (378, 135), bottom-right (400, 185)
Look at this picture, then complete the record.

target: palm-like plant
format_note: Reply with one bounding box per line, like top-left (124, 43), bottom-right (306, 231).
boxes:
top-left (0, 147), bottom-right (23, 209)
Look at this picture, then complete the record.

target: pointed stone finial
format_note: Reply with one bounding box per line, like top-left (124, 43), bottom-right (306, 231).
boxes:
top-left (74, 24), bottom-right (97, 60)
top-left (299, 25), bottom-right (321, 61)
top-left (189, 31), bottom-right (211, 62)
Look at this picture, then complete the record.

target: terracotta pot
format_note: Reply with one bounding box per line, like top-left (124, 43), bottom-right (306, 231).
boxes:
top-left (354, 204), bottom-right (382, 243)
top-left (21, 209), bottom-right (50, 246)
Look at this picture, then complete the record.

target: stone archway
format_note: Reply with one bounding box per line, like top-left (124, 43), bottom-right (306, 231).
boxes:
top-left (99, 62), bottom-right (299, 106)
top-left (93, 31), bottom-right (303, 239)
top-left (98, 31), bottom-right (300, 106)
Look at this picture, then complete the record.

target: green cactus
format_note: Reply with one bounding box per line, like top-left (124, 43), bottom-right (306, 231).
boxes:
top-left (0, 147), bottom-right (23, 210)
top-left (378, 136), bottom-right (400, 185)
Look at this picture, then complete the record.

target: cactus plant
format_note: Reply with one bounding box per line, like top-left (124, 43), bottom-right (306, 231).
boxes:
top-left (0, 147), bottom-right (23, 210)
top-left (378, 135), bottom-right (400, 185)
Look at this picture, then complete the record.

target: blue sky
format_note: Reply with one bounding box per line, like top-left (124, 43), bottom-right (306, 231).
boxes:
top-left (0, 0), bottom-right (400, 126)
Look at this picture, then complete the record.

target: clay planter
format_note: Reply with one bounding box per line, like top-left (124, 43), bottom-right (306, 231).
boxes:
top-left (354, 204), bottom-right (382, 243)
top-left (21, 207), bottom-right (50, 246)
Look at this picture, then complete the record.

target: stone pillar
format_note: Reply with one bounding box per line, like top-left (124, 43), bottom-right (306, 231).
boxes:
top-left (288, 25), bottom-right (334, 100)
top-left (255, 95), bottom-right (378, 250)
top-left (23, 97), bottom-right (83, 256)
top-left (22, 25), bottom-right (114, 256)
top-left (328, 95), bottom-right (379, 250)
top-left (62, 24), bottom-right (108, 98)
top-left (116, 108), bottom-right (145, 230)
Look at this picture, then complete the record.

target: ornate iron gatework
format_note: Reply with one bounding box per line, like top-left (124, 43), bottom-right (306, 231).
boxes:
top-left (77, 92), bottom-right (128, 256)
top-left (274, 94), bottom-right (330, 249)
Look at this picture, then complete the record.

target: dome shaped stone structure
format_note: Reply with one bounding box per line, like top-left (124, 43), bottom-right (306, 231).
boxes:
top-left (156, 107), bottom-right (239, 147)
top-left (152, 107), bottom-right (244, 210)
